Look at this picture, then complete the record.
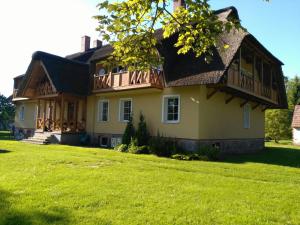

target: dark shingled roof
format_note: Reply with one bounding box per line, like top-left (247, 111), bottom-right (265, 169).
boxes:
top-left (292, 105), bottom-right (300, 128)
top-left (19, 51), bottom-right (90, 96)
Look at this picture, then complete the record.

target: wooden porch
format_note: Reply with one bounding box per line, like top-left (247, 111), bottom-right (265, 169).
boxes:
top-left (35, 94), bottom-right (86, 133)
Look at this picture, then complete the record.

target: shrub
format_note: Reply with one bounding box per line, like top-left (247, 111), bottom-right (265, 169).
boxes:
top-left (171, 154), bottom-right (190, 160)
top-left (188, 154), bottom-right (209, 161)
top-left (197, 145), bottom-right (220, 161)
top-left (136, 113), bottom-right (150, 146)
top-left (122, 116), bottom-right (135, 145)
top-left (149, 132), bottom-right (178, 157)
top-left (136, 145), bottom-right (150, 154)
top-left (128, 137), bottom-right (139, 154)
top-left (114, 144), bottom-right (128, 152)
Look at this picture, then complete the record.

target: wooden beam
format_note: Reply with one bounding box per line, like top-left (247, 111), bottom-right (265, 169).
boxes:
top-left (240, 100), bottom-right (249, 108)
top-left (43, 100), bottom-right (46, 131)
top-left (207, 88), bottom-right (218, 100)
top-left (262, 105), bottom-right (269, 112)
top-left (252, 103), bottom-right (260, 110)
top-left (225, 95), bottom-right (235, 104)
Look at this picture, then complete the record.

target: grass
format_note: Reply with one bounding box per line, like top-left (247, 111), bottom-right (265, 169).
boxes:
top-left (0, 131), bottom-right (300, 225)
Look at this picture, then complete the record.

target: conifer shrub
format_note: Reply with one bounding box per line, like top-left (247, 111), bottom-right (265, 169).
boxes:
top-left (136, 113), bottom-right (150, 146)
top-left (122, 116), bottom-right (135, 145)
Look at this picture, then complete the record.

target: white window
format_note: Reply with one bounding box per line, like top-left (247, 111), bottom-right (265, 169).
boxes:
top-left (119, 99), bottom-right (132, 122)
top-left (162, 95), bottom-right (180, 123)
top-left (19, 105), bottom-right (25, 121)
top-left (98, 100), bottom-right (109, 122)
top-left (243, 104), bottom-right (251, 129)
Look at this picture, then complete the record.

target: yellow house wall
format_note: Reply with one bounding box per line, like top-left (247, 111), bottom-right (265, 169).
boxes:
top-left (198, 86), bottom-right (264, 139)
top-left (14, 100), bottom-right (37, 129)
top-left (86, 85), bottom-right (264, 140)
top-left (86, 86), bottom-right (201, 139)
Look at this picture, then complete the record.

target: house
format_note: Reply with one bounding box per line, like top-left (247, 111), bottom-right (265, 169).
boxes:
top-left (292, 105), bottom-right (300, 145)
top-left (12, 4), bottom-right (287, 153)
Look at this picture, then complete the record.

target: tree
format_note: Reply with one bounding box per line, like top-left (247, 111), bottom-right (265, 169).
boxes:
top-left (265, 109), bottom-right (291, 143)
top-left (122, 116), bottom-right (135, 145)
top-left (0, 94), bottom-right (15, 130)
top-left (136, 113), bottom-right (150, 146)
top-left (94, 0), bottom-right (241, 70)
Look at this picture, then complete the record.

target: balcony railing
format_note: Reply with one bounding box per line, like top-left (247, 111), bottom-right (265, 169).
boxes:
top-left (227, 67), bottom-right (278, 104)
top-left (13, 89), bottom-right (18, 98)
top-left (93, 69), bottom-right (164, 92)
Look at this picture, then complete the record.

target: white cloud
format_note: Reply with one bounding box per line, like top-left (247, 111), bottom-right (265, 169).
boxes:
top-left (0, 0), bottom-right (100, 97)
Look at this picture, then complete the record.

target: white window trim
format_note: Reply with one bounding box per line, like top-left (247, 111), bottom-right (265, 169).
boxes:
top-left (243, 103), bottom-right (251, 129)
top-left (162, 95), bottom-right (180, 124)
top-left (119, 98), bottom-right (133, 122)
top-left (98, 99), bottom-right (109, 122)
top-left (19, 105), bottom-right (25, 121)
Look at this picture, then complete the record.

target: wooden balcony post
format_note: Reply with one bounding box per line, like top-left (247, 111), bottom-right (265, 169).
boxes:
top-left (53, 100), bottom-right (56, 130)
top-left (43, 100), bottom-right (46, 131)
top-left (60, 94), bottom-right (64, 132)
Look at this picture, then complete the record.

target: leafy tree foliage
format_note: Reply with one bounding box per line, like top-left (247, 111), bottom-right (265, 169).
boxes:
top-left (0, 94), bottom-right (15, 130)
top-left (265, 109), bottom-right (291, 142)
top-left (265, 76), bottom-right (300, 141)
top-left (94, 0), bottom-right (240, 70)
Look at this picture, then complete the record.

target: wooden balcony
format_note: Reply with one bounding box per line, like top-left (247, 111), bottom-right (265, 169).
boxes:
top-left (227, 67), bottom-right (278, 104)
top-left (93, 69), bottom-right (164, 92)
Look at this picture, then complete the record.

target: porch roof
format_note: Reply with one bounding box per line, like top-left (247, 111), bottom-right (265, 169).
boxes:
top-left (19, 51), bottom-right (90, 97)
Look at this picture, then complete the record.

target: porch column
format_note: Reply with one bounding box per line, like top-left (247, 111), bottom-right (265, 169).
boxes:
top-left (53, 100), bottom-right (56, 131)
top-left (36, 99), bottom-right (40, 129)
top-left (43, 99), bottom-right (46, 131)
top-left (60, 94), bottom-right (64, 132)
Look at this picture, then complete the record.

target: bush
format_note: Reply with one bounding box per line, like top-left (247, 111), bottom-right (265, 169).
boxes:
top-left (122, 116), bottom-right (135, 145)
top-left (114, 144), bottom-right (128, 152)
top-left (136, 145), bottom-right (150, 154)
top-left (188, 154), bottom-right (209, 161)
top-left (197, 145), bottom-right (220, 161)
top-left (171, 154), bottom-right (190, 160)
top-left (136, 113), bottom-right (150, 146)
top-left (128, 137), bottom-right (139, 154)
top-left (149, 132), bottom-right (178, 157)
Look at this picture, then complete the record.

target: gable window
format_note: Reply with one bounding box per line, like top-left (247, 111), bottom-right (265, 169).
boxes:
top-left (162, 95), bottom-right (180, 123)
top-left (19, 105), bottom-right (25, 121)
top-left (119, 99), bottom-right (132, 122)
top-left (98, 100), bottom-right (109, 122)
top-left (243, 104), bottom-right (251, 129)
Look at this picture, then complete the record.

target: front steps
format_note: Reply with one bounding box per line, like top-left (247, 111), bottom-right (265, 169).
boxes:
top-left (21, 132), bottom-right (53, 145)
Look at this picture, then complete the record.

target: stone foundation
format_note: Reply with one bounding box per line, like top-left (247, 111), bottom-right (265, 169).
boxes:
top-left (89, 132), bottom-right (264, 154)
top-left (177, 138), bottom-right (265, 154)
top-left (14, 127), bottom-right (35, 139)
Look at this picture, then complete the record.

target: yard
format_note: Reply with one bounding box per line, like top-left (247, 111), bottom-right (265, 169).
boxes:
top-left (0, 131), bottom-right (300, 225)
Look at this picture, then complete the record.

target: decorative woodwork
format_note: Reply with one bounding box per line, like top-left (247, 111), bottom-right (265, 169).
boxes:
top-left (93, 69), bottom-right (164, 91)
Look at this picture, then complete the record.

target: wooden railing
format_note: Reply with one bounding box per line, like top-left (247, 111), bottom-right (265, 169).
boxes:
top-left (227, 67), bottom-right (278, 103)
top-left (93, 69), bottom-right (164, 91)
top-left (36, 81), bottom-right (56, 96)
top-left (13, 89), bottom-right (18, 98)
top-left (36, 118), bottom-right (85, 133)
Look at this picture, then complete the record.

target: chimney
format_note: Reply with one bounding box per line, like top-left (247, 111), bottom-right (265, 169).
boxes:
top-left (81, 35), bottom-right (90, 52)
top-left (173, 0), bottom-right (186, 11)
top-left (93, 39), bottom-right (102, 48)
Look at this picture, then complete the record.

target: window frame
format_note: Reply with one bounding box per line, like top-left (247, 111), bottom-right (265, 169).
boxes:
top-left (19, 105), bottom-right (25, 121)
top-left (162, 95), bottom-right (181, 124)
top-left (243, 103), bottom-right (251, 129)
top-left (119, 98), bottom-right (133, 122)
top-left (98, 99), bottom-right (109, 122)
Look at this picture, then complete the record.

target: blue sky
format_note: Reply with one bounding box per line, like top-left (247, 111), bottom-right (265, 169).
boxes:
top-left (209, 0), bottom-right (300, 78)
top-left (0, 0), bottom-right (298, 97)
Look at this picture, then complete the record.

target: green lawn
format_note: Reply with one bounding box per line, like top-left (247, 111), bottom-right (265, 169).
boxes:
top-left (0, 131), bottom-right (300, 225)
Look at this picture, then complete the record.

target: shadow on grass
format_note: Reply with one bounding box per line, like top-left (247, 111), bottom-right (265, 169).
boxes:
top-left (0, 150), bottom-right (10, 154)
top-left (0, 131), bottom-right (14, 141)
top-left (221, 146), bottom-right (300, 168)
top-left (0, 189), bottom-right (70, 225)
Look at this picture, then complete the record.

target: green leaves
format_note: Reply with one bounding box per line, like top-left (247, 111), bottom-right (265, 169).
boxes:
top-left (94, 0), bottom-right (240, 70)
